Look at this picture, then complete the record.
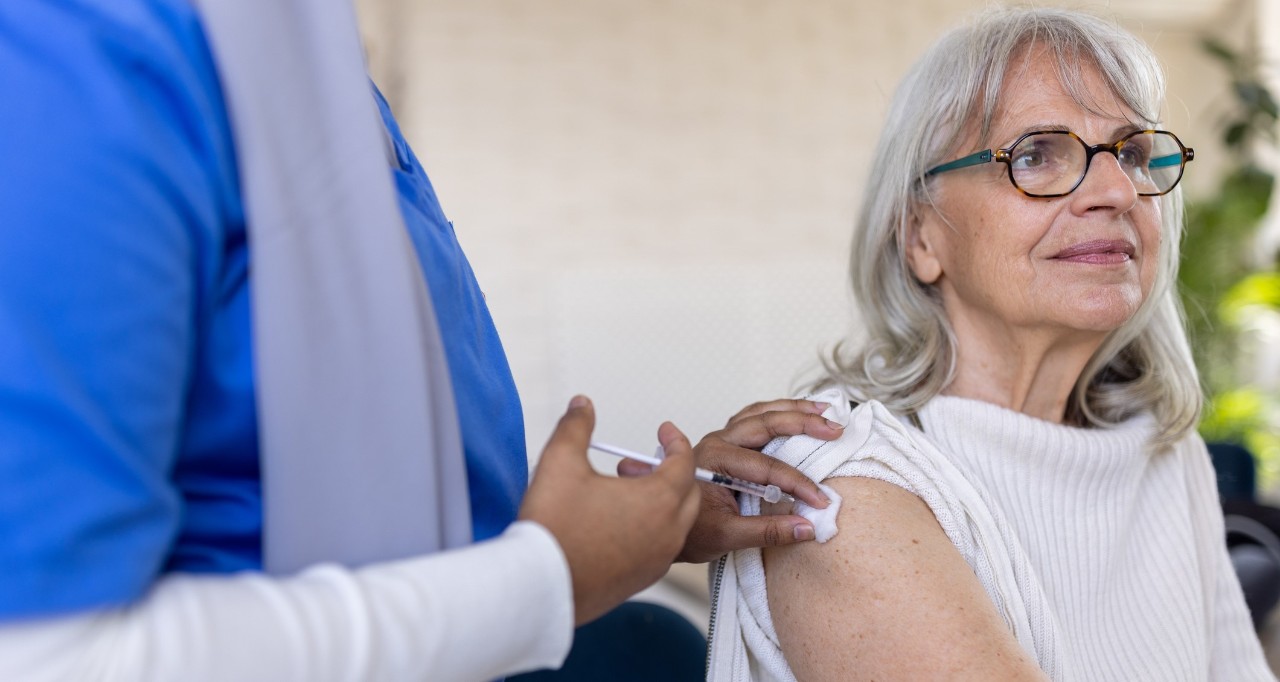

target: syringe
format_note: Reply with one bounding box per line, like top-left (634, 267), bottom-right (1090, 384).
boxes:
top-left (590, 441), bottom-right (790, 504)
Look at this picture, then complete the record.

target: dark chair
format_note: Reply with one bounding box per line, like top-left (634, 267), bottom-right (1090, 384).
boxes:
top-left (1209, 441), bottom-right (1259, 502)
top-left (510, 601), bottom-right (707, 681)
top-left (1209, 441), bottom-right (1280, 630)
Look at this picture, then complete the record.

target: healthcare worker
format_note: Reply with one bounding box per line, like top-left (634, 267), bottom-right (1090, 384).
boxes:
top-left (0, 1), bottom-right (838, 679)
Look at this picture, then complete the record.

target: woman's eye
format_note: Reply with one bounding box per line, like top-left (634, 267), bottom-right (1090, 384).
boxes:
top-left (1118, 145), bottom-right (1148, 168)
top-left (1011, 147), bottom-right (1048, 170)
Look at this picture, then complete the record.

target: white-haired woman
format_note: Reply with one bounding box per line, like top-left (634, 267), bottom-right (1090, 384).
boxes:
top-left (706, 7), bottom-right (1275, 681)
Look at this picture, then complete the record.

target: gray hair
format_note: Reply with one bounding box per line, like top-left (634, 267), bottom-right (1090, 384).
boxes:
top-left (825, 6), bottom-right (1201, 451)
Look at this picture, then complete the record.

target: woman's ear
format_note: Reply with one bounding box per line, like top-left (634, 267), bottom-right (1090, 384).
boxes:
top-left (905, 209), bottom-right (943, 285)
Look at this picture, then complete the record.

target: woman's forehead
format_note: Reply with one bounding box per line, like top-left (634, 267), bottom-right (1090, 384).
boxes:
top-left (985, 49), bottom-right (1143, 143)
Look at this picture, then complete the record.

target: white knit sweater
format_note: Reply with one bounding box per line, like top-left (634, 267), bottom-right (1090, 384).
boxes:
top-left (707, 390), bottom-right (1275, 681)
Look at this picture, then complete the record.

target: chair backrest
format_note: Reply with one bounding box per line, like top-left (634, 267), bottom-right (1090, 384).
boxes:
top-left (1207, 441), bottom-right (1258, 502)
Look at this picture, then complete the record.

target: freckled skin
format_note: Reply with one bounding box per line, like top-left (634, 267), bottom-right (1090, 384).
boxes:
top-left (766, 477), bottom-right (1048, 681)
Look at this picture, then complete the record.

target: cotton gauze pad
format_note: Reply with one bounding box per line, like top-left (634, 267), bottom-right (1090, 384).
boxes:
top-left (794, 482), bottom-right (842, 543)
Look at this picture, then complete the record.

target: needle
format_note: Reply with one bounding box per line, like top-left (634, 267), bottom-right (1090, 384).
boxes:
top-left (590, 441), bottom-right (791, 504)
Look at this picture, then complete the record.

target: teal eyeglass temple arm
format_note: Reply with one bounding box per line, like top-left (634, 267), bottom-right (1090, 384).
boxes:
top-left (1149, 152), bottom-right (1186, 168)
top-left (924, 149), bottom-right (994, 176)
top-left (927, 149), bottom-right (1189, 177)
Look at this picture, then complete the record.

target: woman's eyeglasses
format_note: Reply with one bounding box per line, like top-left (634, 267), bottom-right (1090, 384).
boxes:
top-left (923, 129), bottom-right (1194, 197)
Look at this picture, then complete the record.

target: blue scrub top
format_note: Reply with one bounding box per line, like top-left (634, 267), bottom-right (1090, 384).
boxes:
top-left (0, 0), bottom-right (527, 619)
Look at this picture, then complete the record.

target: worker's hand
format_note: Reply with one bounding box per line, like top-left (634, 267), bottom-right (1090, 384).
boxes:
top-left (519, 396), bottom-right (700, 626)
top-left (619, 399), bottom-right (841, 563)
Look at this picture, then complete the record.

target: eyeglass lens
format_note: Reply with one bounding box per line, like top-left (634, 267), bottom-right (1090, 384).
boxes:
top-left (1008, 131), bottom-right (1184, 197)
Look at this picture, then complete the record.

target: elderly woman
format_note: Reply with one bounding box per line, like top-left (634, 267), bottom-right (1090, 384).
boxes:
top-left (706, 7), bottom-right (1275, 681)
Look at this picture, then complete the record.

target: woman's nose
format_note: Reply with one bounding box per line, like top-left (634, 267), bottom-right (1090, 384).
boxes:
top-left (1071, 150), bottom-right (1139, 212)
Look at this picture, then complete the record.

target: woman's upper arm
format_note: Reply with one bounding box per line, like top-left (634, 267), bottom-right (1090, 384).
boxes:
top-left (764, 476), bottom-right (1047, 681)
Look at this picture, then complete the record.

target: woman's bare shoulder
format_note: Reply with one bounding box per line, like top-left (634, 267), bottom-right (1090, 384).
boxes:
top-left (763, 476), bottom-right (1047, 681)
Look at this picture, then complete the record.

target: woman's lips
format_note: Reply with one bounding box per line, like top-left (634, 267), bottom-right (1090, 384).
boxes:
top-left (1051, 239), bottom-right (1136, 264)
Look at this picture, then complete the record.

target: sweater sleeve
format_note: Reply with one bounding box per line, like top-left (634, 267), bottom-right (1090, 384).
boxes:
top-left (0, 521), bottom-right (575, 682)
top-left (1182, 439), bottom-right (1277, 681)
top-left (1208, 543), bottom-right (1277, 681)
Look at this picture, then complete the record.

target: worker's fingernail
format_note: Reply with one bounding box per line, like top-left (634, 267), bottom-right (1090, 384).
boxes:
top-left (793, 524), bottom-right (816, 541)
top-left (569, 395), bottom-right (589, 409)
top-left (824, 418), bottom-right (844, 429)
top-left (809, 402), bottom-right (831, 413)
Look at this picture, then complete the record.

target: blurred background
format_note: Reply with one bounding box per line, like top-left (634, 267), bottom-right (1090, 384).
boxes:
top-left (353, 0), bottom-right (1280, 662)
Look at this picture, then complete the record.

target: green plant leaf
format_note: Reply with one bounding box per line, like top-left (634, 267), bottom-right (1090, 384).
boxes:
top-left (1200, 388), bottom-right (1266, 441)
top-left (1247, 428), bottom-right (1280, 491)
top-left (1224, 121), bottom-right (1249, 147)
top-left (1259, 86), bottom-right (1279, 120)
top-left (1187, 35), bottom-right (1280, 487)
top-left (1220, 272), bottom-right (1280, 324)
top-left (1236, 81), bottom-right (1263, 108)
top-left (1201, 37), bottom-right (1239, 66)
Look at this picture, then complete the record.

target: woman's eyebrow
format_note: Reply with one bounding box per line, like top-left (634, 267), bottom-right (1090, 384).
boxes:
top-left (1110, 122), bottom-right (1147, 138)
top-left (992, 121), bottom-right (1151, 147)
top-left (990, 123), bottom-right (1069, 147)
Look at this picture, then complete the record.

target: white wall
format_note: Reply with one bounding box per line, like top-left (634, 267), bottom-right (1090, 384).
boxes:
top-left (355, 0), bottom-right (1250, 465)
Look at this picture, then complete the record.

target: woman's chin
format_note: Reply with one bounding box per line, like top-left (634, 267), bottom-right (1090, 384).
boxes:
top-left (1056, 301), bottom-right (1143, 334)
top-left (1045, 284), bottom-right (1147, 333)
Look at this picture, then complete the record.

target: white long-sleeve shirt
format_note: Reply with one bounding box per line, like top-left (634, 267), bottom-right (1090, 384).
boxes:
top-left (0, 521), bottom-right (573, 681)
